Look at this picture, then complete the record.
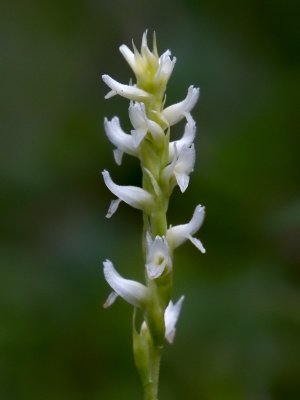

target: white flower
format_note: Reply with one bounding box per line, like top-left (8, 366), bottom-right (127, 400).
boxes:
top-left (102, 74), bottom-right (150, 101)
top-left (119, 31), bottom-right (156, 77)
top-left (163, 143), bottom-right (196, 193)
top-left (119, 31), bottom-right (176, 90)
top-left (162, 86), bottom-right (200, 126)
top-left (103, 259), bottom-right (149, 308)
top-left (166, 205), bottom-right (206, 253)
top-left (169, 113), bottom-right (196, 161)
top-left (154, 50), bottom-right (176, 87)
top-left (102, 170), bottom-right (154, 217)
top-left (164, 296), bottom-right (185, 344)
top-left (145, 235), bottom-right (172, 279)
top-left (104, 116), bottom-right (138, 165)
top-left (129, 102), bottom-right (164, 147)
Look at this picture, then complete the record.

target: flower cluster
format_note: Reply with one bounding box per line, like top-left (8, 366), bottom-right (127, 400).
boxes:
top-left (101, 31), bottom-right (205, 394)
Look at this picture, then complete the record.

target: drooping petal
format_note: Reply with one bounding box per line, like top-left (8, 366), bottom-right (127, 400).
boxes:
top-left (146, 236), bottom-right (172, 279)
top-left (162, 86), bottom-right (200, 126)
top-left (164, 296), bottom-right (185, 344)
top-left (102, 170), bottom-right (154, 212)
top-left (166, 205), bottom-right (206, 252)
top-left (102, 74), bottom-right (150, 101)
top-left (169, 113), bottom-right (196, 161)
top-left (103, 260), bottom-right (149, 308)
top-left (104, 117), bottom-right (138, 165)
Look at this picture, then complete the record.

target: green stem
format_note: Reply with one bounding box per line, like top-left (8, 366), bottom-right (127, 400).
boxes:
top-left (143, 345), bottom-right (161, 400)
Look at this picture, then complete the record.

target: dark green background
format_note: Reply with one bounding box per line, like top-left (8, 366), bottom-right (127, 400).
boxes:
top-left (1, 0), bottom-right (299, 399)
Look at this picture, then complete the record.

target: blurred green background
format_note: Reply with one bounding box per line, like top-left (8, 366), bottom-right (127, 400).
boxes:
top-left (1, 0), bottom-right (299, 399)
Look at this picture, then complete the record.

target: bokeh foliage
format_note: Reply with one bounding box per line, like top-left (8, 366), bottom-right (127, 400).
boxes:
top-left (1, 0), bottom-right (299, 399)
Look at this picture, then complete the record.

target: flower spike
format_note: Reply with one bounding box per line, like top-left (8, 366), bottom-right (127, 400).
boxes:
top-left (101, 32), bottom-right (206, 397)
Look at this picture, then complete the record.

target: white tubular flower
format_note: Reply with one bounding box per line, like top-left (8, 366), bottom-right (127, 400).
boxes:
top-left (145, 235), bottom-right (172, 279)
top-left (119, 44), bottom-right (141, 76)
top-left (129, 102), bottom-right (164, 147)
top-left (102, 74), bottom-right (150, 101)
top-left (120, 31), bottom-right (176, 93)
top-left (154, 50), bottom-right (176, 86)
top-left (162, 86), bottom-right (200, 126)
top-left (164, 296), bottom-right (185, 344)
top-left (169, 113), bottom-right (196, 161)
top-left (166, 205), bottom-right (206, 253)
top-left (104, 117), bottom-right (138, 165)
top-left (103, 259), bottom-right (149, 308)
top-left (119, 31), bottom-right (157, 78)
top-left (163, 144), bottom-right (196, 193)
top-left (102, 170), bottom-right (154, 215)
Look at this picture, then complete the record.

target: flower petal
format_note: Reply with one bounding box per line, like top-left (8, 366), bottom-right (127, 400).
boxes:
top-left (163, 143), bottom-right (195, 193)
top-left (164, 296), bottom-right (185, 344)
top-left (119, 44), bottom-right (137, 74)
top-left (102, 74), bottom-right (150, 101)
top-left (129, 102), bottom-right (164, 146)
top-left (174, 172), bottom-right (190, 193)
top-left (102, 170), bottom-right (154, 212)
top-left (103, 291), bottom-right (119, 308)
top-left (166, 205), bottom-right (205, 252)
top-left (146, 236), bottom-right (172, 279)
top-left (188, 235), bottom-right (206, 253)
top-left (104, 117), bottom-right (138, 162)
top-left (103, 259), bottom-right (149, 308)
top-left (105, 198), bottom-right (122, 219)
top-left (169, 113), bottom-right (196, 161)
top-left (162, 86), bottom-right (200, 126)
top-left (155, 50), bottom-right (176, 85)
top-left (129, 102), bottom-right (148, 146)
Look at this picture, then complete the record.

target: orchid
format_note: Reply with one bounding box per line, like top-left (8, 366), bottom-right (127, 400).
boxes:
top-left (104, 116), bottom-right (138, 165)
top-left (101, 32), bottom-right (206, 400)
top-left (145, 235), bottom-right (172, 279)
